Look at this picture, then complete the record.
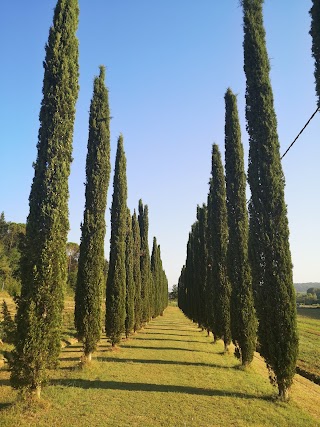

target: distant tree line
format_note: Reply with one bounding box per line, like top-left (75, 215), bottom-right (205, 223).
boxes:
top-left (0, 213), bottom-right (25, 296)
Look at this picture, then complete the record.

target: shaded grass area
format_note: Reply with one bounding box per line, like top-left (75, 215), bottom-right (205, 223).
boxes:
top-left (1, 306), bottom-right (320, 426)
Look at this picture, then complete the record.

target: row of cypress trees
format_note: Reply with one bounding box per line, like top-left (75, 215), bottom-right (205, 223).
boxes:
top-left (178, 90), bottom-right (256, 367)
top-left (10, 0), bottom-right (168, 398)
top-left (178, 0), bottom-right (320, 401)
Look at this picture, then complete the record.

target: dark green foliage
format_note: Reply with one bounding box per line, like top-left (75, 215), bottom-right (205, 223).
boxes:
top-left (150, 237), bottom-right (159, 318)
top-left (1, 300), bottom-right (16, 344)
top-left (66, 242), bottom-right (79, 293)
top-left (0, 213), bottom-right (26, 296)
top-left (242, 0), bottom-right (298, 399)
top-left (310, 0), bottom-right (320, 106)
top-left (196, 205), bottom-right (208, 330)
top-left (75, 66), bottom-right (111, 359)
top-left (178, 220), bottom-right (200, 324)
top-left (105, 135), bottom-right (127, 346)
top-left (207, 144), bottom-right (231, 350)
top-left (151, 237), bottom-right (168, 318)
top-left (11, 0), bottom-right (79, 395)
top-left (125, 209), bottom-right (135, 338)
top-left (159, 248), bottom-right (169, 315)
top-left (224, 88), bottom-right (257, 365)
top-left (132, 211), bottom-right (142, 332)
top-left (169, 284), bottom-right (178, 300)
top-left (138, 200), bottom-right (152, 323)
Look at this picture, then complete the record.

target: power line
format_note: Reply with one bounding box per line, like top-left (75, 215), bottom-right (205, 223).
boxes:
top-left (281, 107), bottom-right (320, 160)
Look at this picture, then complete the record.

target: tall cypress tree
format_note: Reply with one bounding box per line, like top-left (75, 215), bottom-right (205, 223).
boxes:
top-left (10, 0), bottom-right (79, 397)
top-left (310, 0), bottom-right (320, 107)
top-left (150, 237), bottom-right (159, 318)
top-left (105, 135), bottom-right (127, 346)
top-left (196, 204), bottom-right (208, 331)
top-left (242, 0), bottom-right (298, 400)
top-left (125, 208), bottom-right (135, 338)
top-left (138, 200), bottom-right (152, 323)
top-left (208, 144), bottom-right (231, 352)
top-left (132, 210), bottom-right (142, 332)
top-left (74, 66), bottom-right (110, 362)
top-left (224, 88), bottom-right (257, 366)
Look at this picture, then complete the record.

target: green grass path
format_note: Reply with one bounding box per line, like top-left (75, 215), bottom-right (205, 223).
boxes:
top-left (1, 306), bottom-right (320, 426)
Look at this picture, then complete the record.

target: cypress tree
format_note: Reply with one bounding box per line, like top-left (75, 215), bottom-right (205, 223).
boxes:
top-left (132, 211), bottom-right (142, 332)
top-left (74, 66), bottom-right (111, 362)
top-left (224, 88), bottom-right (257, 366)
top-left (105, 135), bottom-right (127, 346)
top-left (150, 237), bottom-right (159, 318)
top-left (196, 204), bottom-right (208, 331)
top-left (138, 200), bottom-right (152, 323)
top-left (242, 0), bottom-right (298, 400)
top-left (208, 144), bottom-right (231, 351)
top-left (10, 0), bottom-right (79, 397)
top-left (125, 208), bottom-right (135, 338)
top-left (310, 0), bottom-right (320, 107)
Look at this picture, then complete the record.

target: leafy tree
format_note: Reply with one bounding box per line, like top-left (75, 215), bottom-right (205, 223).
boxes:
top-left (0, 214), bottom-right (26, 296)
top-left (224, 88), bottom-right (257, 365)
top-left (10, 0), bottom-right (79, 398)
top-left (169, 285), bottom-right (178, 300)
top-left (75, 66), bottom-right (111, 362)
top-left (310, 0), bottom-right (320, 106)
top-left (0, 242), bottom-right (11, 291)
top-left (242, 0), bottom-right (298, 400)
top-left (105, 135), bottom-right (127, 346)
top-left (207, 144), bottom-right (231, 351)
top-left (125, 209), bottom-right (135, 338)
top-left (66, 242), bottom-right (79, 293)
top-left (138, 200), bottom-right (152, 323)
top-left (132, 211), bottom-right (142, 332)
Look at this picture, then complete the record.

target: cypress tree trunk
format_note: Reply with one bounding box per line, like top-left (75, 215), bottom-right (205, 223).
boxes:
top-left (242, 0), bottom-right (298, 400)
top-left (208, 144), bottom-right (231, 350)
top-left (10, 0), bottom-right (79, 396)
top-left (105, 135), bottom-right (127, 346)
top-left (224, 88), bottom-right (257, 366)
top-left (125, 208), bottom-right (135, 338)
top-left (310, 0), bottom-right (320, 107)
top-left (132, 211), bottom-right (142, 332)
top-left (138, 200), bottom-right (152, 324)
top-left (75, 66), bottom-right (111, 362)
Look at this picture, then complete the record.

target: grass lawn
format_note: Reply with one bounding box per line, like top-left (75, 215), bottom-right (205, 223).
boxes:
top-left (1, 304), bottom-right (320, 427)
top-left (297, 307), bottom-right (320, 382)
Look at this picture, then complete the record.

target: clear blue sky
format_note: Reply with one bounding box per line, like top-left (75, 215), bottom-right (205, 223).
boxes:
top-left (0, 1), bottom-right (319, 288)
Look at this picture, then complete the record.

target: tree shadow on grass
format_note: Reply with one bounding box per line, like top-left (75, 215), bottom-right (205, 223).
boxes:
top-left (0, 379), bottom-right (11, 386)
top-left (59, 357), bottom-right (81, 362)
top-left (50, 378), bottom-right (272, 401)
top-left (96, 357), bottom-right (234, 370)
top-left (0, 402), bottom-right (12, 411)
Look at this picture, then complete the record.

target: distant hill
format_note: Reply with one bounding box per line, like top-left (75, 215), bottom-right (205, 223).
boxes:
top-left (294, 283), bottom-right (320, 293)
